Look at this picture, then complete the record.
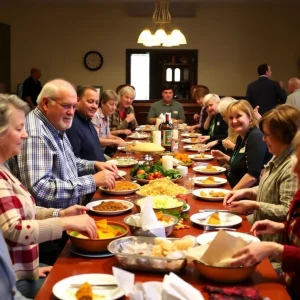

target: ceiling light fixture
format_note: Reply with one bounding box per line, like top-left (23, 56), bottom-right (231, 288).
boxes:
top-left (137, 0), bottom-right (187, 47)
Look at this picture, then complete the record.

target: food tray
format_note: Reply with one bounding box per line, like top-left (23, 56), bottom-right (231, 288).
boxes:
top-left (107, 236), bottom-right (187, 273)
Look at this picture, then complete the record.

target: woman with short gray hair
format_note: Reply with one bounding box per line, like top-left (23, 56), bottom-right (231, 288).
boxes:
top-left (198, 94), bottom-right (228, 150)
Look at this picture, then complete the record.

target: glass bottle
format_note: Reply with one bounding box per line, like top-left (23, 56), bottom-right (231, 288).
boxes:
top-left (159, 113), bottom-right (173, 152)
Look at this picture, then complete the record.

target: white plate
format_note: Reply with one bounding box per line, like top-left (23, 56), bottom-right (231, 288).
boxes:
top-left (136, 125), bottom-right (156, 131)
top-left (52, 273), bottom-right (124, 300)
top-left (117, 170), bottom-right (126, 177)
top-left (108, 158), bottom-right (138, 167)
top-left (193, 166), bottom-right (226, 174)
top-left (128, 134), bottom-right (149, 139)
top-left (196, 231), bottom-right (260, 245)
top-left (192, 188), bottom-right (229, 201)
top-left (193, 176), bottom-right (227, 187)
top-left (181, 133), bottom-right (202, 138)
top-left (184, 145), bottom-right (210, 152)
top-left (182, 138), bottom-right (199, 144)
top-left (118, 141), bottom-right (141, 151)
top-left (190, 212), bottom-right (242, 227)
top-left (87, 199), bottom-right (134, 215)
top-left (189, 154), bottom-right (214, 161)
top-left (99, 183), bottom-right (140, 195)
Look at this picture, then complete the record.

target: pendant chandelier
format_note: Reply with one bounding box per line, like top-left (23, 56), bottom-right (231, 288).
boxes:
top-left (137, 0), bottom-right (187, 47)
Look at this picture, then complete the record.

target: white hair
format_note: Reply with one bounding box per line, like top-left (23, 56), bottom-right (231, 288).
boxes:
top-left (203, 93), bottom-right (220, 106)
top-left (118, 86), bottom-right (136, 99)
top-left (36, 79), bottom-right (76, 105)
top-left (218, 97), bottom-right (238, 116)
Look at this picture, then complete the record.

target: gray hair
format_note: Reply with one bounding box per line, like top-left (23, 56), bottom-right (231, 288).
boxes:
top-left (218, 97), bottom-right (238, 116)
top-left (36, 79), bottom-right (76, 105)
top-left (100, 90), bottom-right (119, 106)
top-left (118, 86), bottom-right (136, 99)
top-left (0, 94), bottom-right (30, 137)
top-left (203, 93), bottom-right (220, 106)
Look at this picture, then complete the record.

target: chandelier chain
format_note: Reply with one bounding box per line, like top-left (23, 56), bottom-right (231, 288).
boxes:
top-left (152, 0), bottom-right (171, 24)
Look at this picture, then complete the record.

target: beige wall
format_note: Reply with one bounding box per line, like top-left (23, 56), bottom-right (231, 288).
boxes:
top-left (0, 2), bottom-right (299, 96)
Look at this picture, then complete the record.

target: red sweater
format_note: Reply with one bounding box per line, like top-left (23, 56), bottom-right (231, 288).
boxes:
top-left (282, 189), bottom-right (300, 299)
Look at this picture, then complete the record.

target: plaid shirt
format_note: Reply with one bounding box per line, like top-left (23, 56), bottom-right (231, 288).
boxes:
top-left (282, 189), bottom-right (300, 299)
top-left (253, 146), bottom-right (297, 245)
top-left (109, 105), bottom-right (138, 131)
top-left (92, 108), bottom-right (110, 138)
top-left (0, 164), bottom-right (62, 280)
top-left (8, 108), bottom-right (96, 209)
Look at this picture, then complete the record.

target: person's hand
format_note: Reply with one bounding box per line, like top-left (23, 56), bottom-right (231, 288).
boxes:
top-left (223, 189), bottom-right (248, 207)
top-left (122, 129), bottom-right (132, 135)
top-left (230, 242), bottom-right (276, 267)
top-left (211, 149), bottom-right (226, 160)
top-left (279, 81), bottom-right (284, 88)
top-left (251, 220), bottom-right (285, 237)
top-left (222, 138), bottom-right (235, 150)
top-left (116, 138), bottom-right (126, 147)
top-left (93, 170), bottom-right (116, 189)
top-left (59, 205), bottom-right (89, 217)
top-left (95, 161), bottom-right (118, 174)
top-left (61, 214), bottom-right (98, 239)
top-left (199, 136), bottom-right (210, 143)
top-left (206, 140), bottom-right (218, 149)
top-left (253, 106), bottom-right (262, 120)
top-left (226, 200), bottom-right (257, 214)
top-left (39, 266), bottom-right (53, 278)
top-left (193, 114), bottom-right (200, 121)
top-left (187, 125), bottom-right (195, 132)
top-left (125, 113), bottom-right (136, 123)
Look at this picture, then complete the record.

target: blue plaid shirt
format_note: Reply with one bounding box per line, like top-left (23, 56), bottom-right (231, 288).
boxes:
top-left (8, 108), bottom-right (96, 208)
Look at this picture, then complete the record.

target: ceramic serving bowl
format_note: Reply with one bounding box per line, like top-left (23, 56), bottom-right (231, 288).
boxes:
top-left (193, 260), bottom-right (258, 283)
top-left (123, 213), bottom-right (178, 237)
top-left (67, 221), bottom-right (129, 253)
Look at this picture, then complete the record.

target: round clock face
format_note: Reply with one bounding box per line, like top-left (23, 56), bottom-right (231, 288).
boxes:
top-left (84, 51), bottom-right (103, 71)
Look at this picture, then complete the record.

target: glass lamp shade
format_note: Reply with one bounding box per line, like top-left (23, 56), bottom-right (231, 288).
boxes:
top-left (162, 34), bottom-right (179, 47)
top-left (170, 29), bottom-right (187, 45)
top-left (137, 29), bottom-right (152, 43)
top-left (143, 34), bottom-right (161, 47)
top-left (154, 28), bottom-right (167, 44)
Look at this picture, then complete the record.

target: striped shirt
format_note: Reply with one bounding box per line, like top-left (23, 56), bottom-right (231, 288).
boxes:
top-left (253, 146), bottom-right (297, 244)
top-left (8, 108), bottom-right (96, 209)
top-left (0, 164), bottom-right (62, 280)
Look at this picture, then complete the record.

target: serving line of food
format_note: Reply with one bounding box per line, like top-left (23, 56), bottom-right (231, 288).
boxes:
top-left (35, 140), bottom-right (290, 300)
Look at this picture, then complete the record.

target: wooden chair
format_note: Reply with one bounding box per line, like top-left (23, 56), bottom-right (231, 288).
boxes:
top-left (190, 84), bottom-right (209, 100)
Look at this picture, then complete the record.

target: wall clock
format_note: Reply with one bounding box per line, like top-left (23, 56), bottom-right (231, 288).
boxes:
top-left (83, 51), bottom-right (103, 71)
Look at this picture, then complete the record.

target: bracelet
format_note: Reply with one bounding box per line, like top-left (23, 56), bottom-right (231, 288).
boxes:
top-left (52, 209), bottom-right (62, 218)
top-left (274, 243), bottom-right (280, 257)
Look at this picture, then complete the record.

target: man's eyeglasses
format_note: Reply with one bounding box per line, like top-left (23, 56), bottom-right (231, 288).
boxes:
top-left (48, 97), bottom-right (77, 111)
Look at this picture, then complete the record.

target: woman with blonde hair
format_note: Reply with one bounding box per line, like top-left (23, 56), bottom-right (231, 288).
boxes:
top-left (110, 86), bottom-right (138, 137)
top-left (212, 100), bottom-right (270, 189)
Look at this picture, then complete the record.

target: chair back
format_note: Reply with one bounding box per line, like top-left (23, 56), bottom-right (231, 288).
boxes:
top-left (16, 84), bottom-right (23, 98)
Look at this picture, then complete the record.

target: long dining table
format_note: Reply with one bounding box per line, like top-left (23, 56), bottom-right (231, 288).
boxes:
top-left (35, 144), bottom-right (291, 300)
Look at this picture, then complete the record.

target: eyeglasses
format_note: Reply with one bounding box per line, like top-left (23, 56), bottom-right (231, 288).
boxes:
top-left (48, 97), bottom-right (77, 111)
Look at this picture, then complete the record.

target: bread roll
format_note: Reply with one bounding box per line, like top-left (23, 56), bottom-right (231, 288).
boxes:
top-left (133, 142), bottom-right (164, 152)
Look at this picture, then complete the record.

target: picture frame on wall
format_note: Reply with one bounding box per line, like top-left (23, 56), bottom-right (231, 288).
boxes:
top-left (93, 86), bottom-right (103, 96)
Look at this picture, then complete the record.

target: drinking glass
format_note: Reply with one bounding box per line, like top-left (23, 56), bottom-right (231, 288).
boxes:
top-left (184, 174), bottom-right (195, 193)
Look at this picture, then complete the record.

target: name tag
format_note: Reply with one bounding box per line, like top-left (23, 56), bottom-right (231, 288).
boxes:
top-left (173, 111), bottom-right (178, 114)
top-left (239, 147), bottom-right (245, 153)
